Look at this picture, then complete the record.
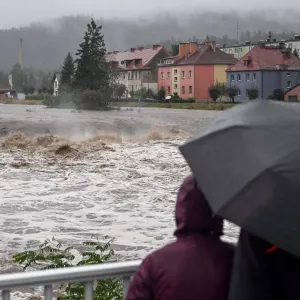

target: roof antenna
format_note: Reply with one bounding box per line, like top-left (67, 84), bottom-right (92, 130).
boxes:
top-left (236, 21), bottom-right (239, 45)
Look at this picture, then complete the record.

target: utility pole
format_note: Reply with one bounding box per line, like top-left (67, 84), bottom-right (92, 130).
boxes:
top-left (236, 22), bottom-right (239, 45)
top-left (19, 38), bottom-right (23, 69)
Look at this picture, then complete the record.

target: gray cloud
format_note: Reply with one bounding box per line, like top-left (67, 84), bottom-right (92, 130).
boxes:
top-left (1, 0), bottom-right (299, 28)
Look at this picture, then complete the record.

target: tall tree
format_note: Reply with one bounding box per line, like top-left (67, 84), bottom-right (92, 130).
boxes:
top-left (73, 19), bottom-right (109, 91)
top-left (10, 63), bottom-right (26, 91)
top-left (60, 52), bottom-right (74, 92)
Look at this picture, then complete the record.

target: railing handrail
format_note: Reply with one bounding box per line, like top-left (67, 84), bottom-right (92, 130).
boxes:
top-left (0, 260), bottom-right (141, 290)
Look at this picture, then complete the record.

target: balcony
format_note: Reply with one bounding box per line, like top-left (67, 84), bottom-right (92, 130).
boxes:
top-left (157, 58), bottom-right (175, 66)
top-left (0, 260), bottom-right (141, 300)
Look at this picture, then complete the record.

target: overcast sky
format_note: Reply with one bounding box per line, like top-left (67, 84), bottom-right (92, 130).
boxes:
top-left (1, 0), bottom-right (297, 29)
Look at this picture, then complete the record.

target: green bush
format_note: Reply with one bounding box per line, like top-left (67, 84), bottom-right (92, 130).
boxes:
top-left (26, 94), bottom-right (43, 100)
top-left (208, 86), bottom-right (221, 102)
top-left (13, 237), bottom-right (123, 300)
top-left (273, 89), bottom-right (284, 101)
top-left (226, 86), bottom-right (239, 103)
top-left (247, 88), bottom-right (259, 100)
top-left (73, 90), bottom-right (111, 110)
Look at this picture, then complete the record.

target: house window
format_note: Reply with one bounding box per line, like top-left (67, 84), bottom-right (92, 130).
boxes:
top-left (235, 48), bottom-right (238, 53)
top-left (189, 86), bottom-right (193, 94)
top-left (138, 72), bottom-right (141, 79)
top-left (167, 72), bottom-right (170, 79)
top-left (181, 71), bottom-right (185, 79)
top-left (174, 84), bottom-right (178, 89)
top-left (229, 49), bottom-right (232, 54)
top-left (174, 77), bottom-right (178, 82)
top-left (246, 74), bottom-right (250, 81)
top-left (182, 86), bottom-right (185, 94)
top-left (289, 43), bottom-right (293, 49)
top-left (167, 86), bottom-right (170, 94)
top-left (252, 73), bottom-right (256, 81)
top-left (237, 74), bottom-right (241, 81)
top-left (239, 48), bottom-right (242, 53)
top-left (128, 72), bottom-right (131, 79)
top-left (287, 81), bottom-right (292, 88)
top-left (174, 69), bottom-right (178, 75)
top-left (230, 74), bottom-right (235, 81)
top-left (287, 73), bottom-right (291, 77)
top-left (189, 71), bottom-right (192, 78)
top-left (237, 89), bottom-right (241, 96)
top-left (161, 72), bottom-right (164, 79)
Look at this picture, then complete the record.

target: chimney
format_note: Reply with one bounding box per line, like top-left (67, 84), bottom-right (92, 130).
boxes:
top-left (153, 44), bottom-right (160, 50)
top-left (207, 41), bottom-right (216, 52)
top-left (113, 51), bottom-right (119, 54)
top-left (130, 48), bottom-right (135, 52)
top-left (179, 42), bottom-right (198, 57)
top-left (138, 46), bottom-right (144, 50)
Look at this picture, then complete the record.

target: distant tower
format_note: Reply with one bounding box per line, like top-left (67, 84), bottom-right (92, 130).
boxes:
top-left (19, 38), bottom-right (23, 69)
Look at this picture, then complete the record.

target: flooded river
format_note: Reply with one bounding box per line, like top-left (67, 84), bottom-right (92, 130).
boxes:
top-left (0, 104), bottom-right (239, 299)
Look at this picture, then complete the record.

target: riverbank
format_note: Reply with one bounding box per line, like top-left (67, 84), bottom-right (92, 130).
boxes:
top-left (2, 99), bottom-right (235, 110)
top-left (113, 101), bottom-right (235, 110)
top-left (0, 99), bottom-right (43, 105)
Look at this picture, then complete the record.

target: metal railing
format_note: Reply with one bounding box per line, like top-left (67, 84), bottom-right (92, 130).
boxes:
top-left (0, 260), bottom-right (141, 300)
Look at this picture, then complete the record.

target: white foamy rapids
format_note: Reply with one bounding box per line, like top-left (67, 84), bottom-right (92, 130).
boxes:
top-left (0, 139), bottom-right (238, 262)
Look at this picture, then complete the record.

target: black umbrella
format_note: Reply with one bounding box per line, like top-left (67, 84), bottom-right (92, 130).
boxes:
top-left (180, 100), bottom-right (300, 258)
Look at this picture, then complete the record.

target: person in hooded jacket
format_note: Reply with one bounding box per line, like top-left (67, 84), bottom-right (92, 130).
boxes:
top-left (229, 229), bottom-right (300, 300)
top-left (125, 175), bottom-right (234, 300)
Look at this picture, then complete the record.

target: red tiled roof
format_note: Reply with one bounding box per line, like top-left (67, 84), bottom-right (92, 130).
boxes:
top-left (229, 46), bottom-right (300, 71)
top-left (176, 45), bottom-right (238, 66)
top-left (107, 46), bottom-right (170, 70)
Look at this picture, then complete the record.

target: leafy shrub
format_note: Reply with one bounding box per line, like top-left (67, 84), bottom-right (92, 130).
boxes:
top-left (73, 90), bottom-right (111, 110)
top-left (273, 89), bottom-right (284, 101)
top-left (26, 94), bottom-right (43, 100)
top-left (208, 86), bottom-right (221, 102)
top-left (247, 88), bottom-right (259, 100)
top-left (157, 87), bottom-right (166, 101)
top-left (226, 86), bottom-right (239, 103)
top-left (13, 237), bottom-right (123, 300)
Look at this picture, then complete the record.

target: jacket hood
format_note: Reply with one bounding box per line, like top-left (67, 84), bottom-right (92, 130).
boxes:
top-left (174, 175), bottom-right (224, 237)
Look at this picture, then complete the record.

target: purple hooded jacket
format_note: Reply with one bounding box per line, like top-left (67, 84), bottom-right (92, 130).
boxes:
top-left (125, 175), bottom-right (234, 300)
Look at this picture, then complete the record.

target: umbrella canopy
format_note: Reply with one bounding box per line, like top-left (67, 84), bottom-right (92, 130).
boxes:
top-left (179, 100), bottom-right (300, 258)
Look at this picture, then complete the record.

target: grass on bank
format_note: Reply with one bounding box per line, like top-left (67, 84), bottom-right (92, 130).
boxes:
top-left (0, 99), bottom-right (43, 105)
top-left (114, 101), bottom-right (236, 110)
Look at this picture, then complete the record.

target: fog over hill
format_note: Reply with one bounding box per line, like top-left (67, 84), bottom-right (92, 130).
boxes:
top-left (1, 10), bottom-right (300, 70)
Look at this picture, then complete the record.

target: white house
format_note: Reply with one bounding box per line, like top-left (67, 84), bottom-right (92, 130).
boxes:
top-left (107, 45), bottom-right (170, 94)
top-left (52, 72), bottom-right (61, 96)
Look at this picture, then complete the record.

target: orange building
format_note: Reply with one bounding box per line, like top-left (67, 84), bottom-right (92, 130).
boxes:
top-left (158, 42), bottom-right (238, 101)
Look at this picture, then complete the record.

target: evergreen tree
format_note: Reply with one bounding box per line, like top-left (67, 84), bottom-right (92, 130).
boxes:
top-left (60, 52), bottom-right (74, 92)
top-left (73, 19), bottom-right (109, 91)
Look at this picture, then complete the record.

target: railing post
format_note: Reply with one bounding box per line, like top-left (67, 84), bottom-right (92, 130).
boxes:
top-left (84, 281), bottom-right (93, 300)
top-left (123, 276), bottom-right (131, 299)
top-left (2, 290), bottom-right (10, 300)
top-left (44, 285), bottom-right (53, 300)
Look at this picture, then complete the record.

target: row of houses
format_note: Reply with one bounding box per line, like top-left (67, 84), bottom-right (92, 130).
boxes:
top-left (108, 39), bottom-right (300, 101)
top-left (220, 33), bottom-right (300, 60)
top-left (53, 36), bottom-right (300, 101)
